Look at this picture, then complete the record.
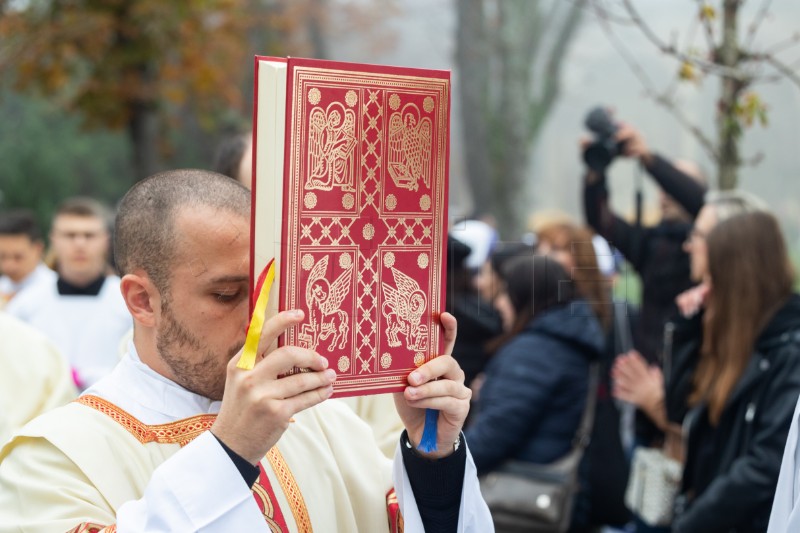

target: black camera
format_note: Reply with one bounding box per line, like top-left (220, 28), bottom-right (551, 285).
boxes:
top-left (582, 107), bottom-right (625, 172)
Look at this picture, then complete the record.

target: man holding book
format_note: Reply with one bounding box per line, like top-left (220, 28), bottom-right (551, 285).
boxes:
top-left (0, 170), bottom-right (491, 532)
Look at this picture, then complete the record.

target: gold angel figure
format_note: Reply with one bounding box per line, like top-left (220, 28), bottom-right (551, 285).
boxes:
top-left (381, 266), bottom-right (429, 351)
top-left (299, 255), bottom-right (353, 352)
top-left (306, 102), bottom-right (357, 192)
top-left (387, 103), bottom-right (432, 192)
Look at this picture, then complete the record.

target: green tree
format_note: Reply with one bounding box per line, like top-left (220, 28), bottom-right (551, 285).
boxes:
top-left (0, 87), bottom-right (132, 228)
top-left (0, 0), bottom-right (266, 183)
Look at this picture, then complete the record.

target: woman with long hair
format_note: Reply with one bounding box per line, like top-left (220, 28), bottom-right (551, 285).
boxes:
top-left (465, 254), bottom-right (604, 473)
top-left (672, 211), bottom-right (800, 532)
top-left (536, 221), bottom-right (612, 332)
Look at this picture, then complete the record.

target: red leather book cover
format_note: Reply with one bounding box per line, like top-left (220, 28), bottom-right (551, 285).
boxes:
top-left (252, 56), bottom-right (450, 397)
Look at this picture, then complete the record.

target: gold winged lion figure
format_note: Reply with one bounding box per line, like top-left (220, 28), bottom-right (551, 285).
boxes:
top-left (381, 266), bottom-right (429, 351)
top-left (299, 255), bottom-right (353, 352)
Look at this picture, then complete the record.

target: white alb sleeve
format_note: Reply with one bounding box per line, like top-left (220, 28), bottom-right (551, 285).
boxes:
top-left (115, 431), bottom-right (267, 532)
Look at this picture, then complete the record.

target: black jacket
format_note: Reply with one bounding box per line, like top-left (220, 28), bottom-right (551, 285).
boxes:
top-left (673, 294), bottom-right (800, 533)
top-left (583, 154), bottom-right (706, 364)
top-left (465, 300), bottom-right (604, 474)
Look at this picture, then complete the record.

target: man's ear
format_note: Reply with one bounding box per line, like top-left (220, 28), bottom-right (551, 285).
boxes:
top-left (120, 273), bottom-right (160, 328)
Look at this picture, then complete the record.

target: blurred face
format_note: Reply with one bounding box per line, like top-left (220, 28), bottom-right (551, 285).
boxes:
top-left (536, 239), bottom-right (575, 271)
top-left (155, 206), bottom-right (250, 400)
top-left (684, 205), bottom-right (717, 282)
top-left (0, 235), bottom-right (43, 283)
top-left (50, 214), bottom-right (109, 285)
top-left (474, 261), bottom-right (500, 302)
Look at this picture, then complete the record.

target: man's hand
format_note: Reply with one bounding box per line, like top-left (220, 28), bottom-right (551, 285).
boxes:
top-left (394, 312), bottom-right (471, 459)
top-left (211, 310), bottom-right (336, 465)
top-left (616, 123), bottom-right (653, 165)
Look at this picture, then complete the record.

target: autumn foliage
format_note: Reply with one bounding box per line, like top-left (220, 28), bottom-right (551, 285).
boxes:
top-left (2, 0), bottom-right (272, 129)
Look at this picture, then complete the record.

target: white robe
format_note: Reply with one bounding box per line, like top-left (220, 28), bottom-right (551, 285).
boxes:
top-left (768, 394), bottom-right (800, 532)
top-left (0, 346), bottom-right (493, 532)
top-left (6, 276), bottom-right (131, 387)
top-left (0, 263), bottom-right (56, 309)
top-left (0, 313), bottom-right (77, 444)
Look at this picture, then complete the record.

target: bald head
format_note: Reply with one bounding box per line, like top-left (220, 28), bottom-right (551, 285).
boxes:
top-left (115, 169), bottom-right (250, 292)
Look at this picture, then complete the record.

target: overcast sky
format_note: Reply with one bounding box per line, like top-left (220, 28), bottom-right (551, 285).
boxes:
top-left (330, 0), bottom-right (800, 241)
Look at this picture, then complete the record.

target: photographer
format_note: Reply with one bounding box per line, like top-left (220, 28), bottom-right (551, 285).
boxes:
top-left (581, 112), bottom-right (707, 366)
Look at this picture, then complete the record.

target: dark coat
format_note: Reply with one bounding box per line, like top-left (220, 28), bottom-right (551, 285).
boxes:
top-left (465, 300), bottom-right (605, 475)
top-left (583, 154), bottom-right (705, 364)
top-left (673, 293), bottom-right (800, 533)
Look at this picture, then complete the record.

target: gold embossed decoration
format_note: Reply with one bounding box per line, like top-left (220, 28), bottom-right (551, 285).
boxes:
top-left (417, 253), bottom-right (429, 269)
top-left (380, 353), bottom-right (392, 369)
top-left (388, 103), bottom-right (432, 192)
top-left (363, 223), bottom-right (375, 240)
top-left (342, 193), bottom-right (355, 210)
top-left (383, 251), bottom-right (396, 268)
top-left (299, 255), bottom-right (353, 352)
top-left (338, 356), bottom-right (350, 372)
top-left (420, 194), bottom-right (431, 211)
top-left (345, 90), bottom-right (358, 107)
top-left (381, 267), bottom-right (429, 351)
top-left (423, 96), bottom-right (435, 113)
top-left (304, 192), bottom-right (317, 209)
top-left (339, 253), bottom-right (352, 269)
top-left (306, 103), bottom-right (357, 192)
top-left (414, 353), bottom-right (425, 367)
top-left (389, 93), bottom-right (401, 111)
top-left (386, 194), bottom-right (397, 211)
top-left (302, 254), bottom-right (314, 271)
top-left (308, 87), bottom-right (321, 105)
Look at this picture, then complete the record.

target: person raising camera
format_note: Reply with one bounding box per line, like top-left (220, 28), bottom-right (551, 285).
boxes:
top-left (581, 110), bottom-right (707, 368)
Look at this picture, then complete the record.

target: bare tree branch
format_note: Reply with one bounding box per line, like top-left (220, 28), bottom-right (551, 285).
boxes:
top-left (618, 0), bottom-right (749, 81)
top-left (693, 0), bottom-right (716, 53)
top-left (592, 1), bottom-right (720, 162)
top-left (760, 32), bottom-right (800, 57)
top-left (758, 53), bottom-right (800, 90)
top-left (744, 0), bottom-right (774, 50)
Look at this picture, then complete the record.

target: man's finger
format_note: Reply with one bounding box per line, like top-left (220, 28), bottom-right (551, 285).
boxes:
top-left (256, 309), bottom-right (306, 357)
top-left (440, 312), bottom-right (457, 356)
top-left (405, 379), bottom-right (471, 403)
top-left (272, 368), bottom-right (337, 399)
top-left (408, 355), bottom-right (464, 386)
top-left (255, 345), bottom-right (328, 378)
top-left (283, 384), bottom-right (335, 417)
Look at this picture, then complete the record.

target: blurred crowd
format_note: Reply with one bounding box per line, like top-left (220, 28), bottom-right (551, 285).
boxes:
top-left (2, 114), bottom-right (800, 533)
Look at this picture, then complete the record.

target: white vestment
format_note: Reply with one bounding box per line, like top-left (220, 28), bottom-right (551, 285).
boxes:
top-left (337, 394), bottom-right (405, 459)
top-left (768, 394), bottom-right (800, 532)
top-left (0, 347), bottom-right (493, 532)
top-left (0, 314), bottom-right (77, 444)
top-left (0, 263), bottom-right (56, 309)
top-left (6, 276), bottom-right (131, 387)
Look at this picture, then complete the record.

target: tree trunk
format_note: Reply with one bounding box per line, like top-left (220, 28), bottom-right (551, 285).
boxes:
top-left (455, 0), bottom-right (494, 219)
top-left (716, 0), bottom-right (743, 190)
top-left (494, 0), bottom-right (541, 236)
top-left (128, 100), bottom-right (160, 182)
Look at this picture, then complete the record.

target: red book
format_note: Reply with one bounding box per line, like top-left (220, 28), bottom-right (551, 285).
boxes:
top-left (251, 56), bottom-right (450, 397)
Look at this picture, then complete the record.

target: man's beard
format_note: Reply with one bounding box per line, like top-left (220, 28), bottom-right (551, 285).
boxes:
top-left (156, 300), bottom-right (242, 400)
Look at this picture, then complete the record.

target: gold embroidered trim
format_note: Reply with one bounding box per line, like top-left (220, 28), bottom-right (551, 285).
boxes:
top-left (67, 523), bottom-right (116, 533)
top-left (77, 395), bottom-right (305, 530)
top-left (266, 447), bottom-right (313, 533)
top-left (76, 395), bottom-right (216, 447)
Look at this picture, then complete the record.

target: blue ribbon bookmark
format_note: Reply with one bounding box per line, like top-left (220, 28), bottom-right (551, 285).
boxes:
top-left (417, 408), bottom-right (439, 453)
